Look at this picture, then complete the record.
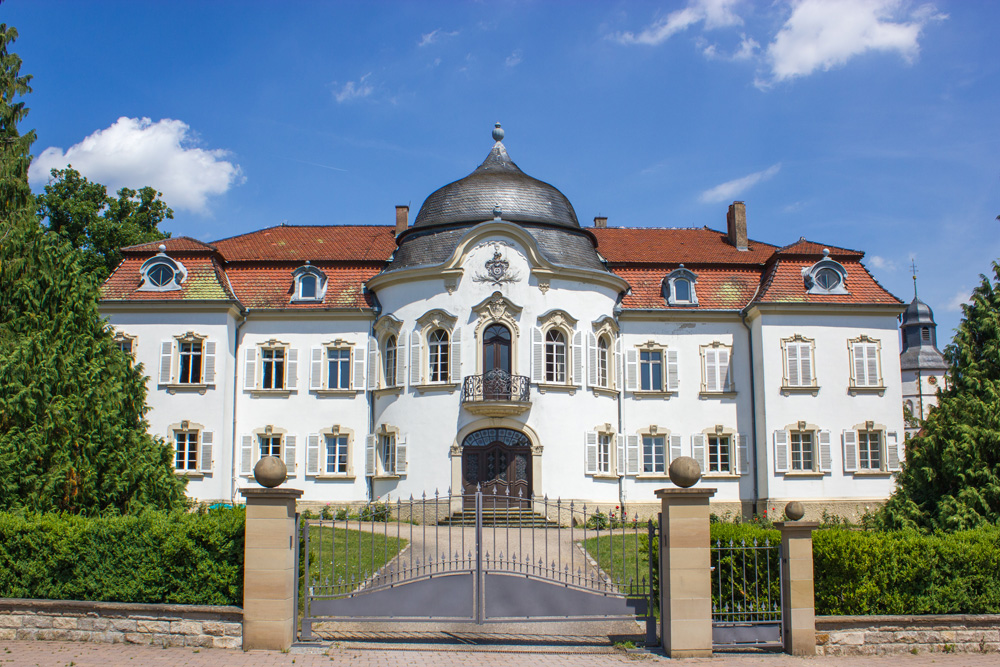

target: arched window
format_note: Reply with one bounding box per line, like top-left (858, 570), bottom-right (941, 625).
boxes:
top-left (429, 329), bottom-right (450, 382)
top-left (545, 330), bottom-right (566, 383)
top-left (299, 274), bottom-right (317, 299)
top-left (384, 335), bottom-right (397, 386)
top-left (291, 263), bottom-right (327, 302)
top-left (483, 323), bottom-right (512, 375)
top-left (597, 335), bottom-right (610, 388)
top-left (664, 266), bottom-right (698, 306)
top-left (673, 278), bottom-right (691, 303)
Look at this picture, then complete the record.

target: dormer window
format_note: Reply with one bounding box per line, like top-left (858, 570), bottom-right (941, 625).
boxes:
top-left (664, 266), bottom-right (698, 306)
top-left (138, 245), bottom-right (187, 292)
top-left (802, 250), bottom-right (848, 295)
top-left (291, 262), bottom-right (327, 303)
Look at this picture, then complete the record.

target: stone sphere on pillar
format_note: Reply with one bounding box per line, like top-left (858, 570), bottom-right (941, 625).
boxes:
top-left (784, 501), bottom-right (805, 521)
top-left (254, 456), bottom-right (287, 488)
top-left (668, 456), bottom-right (702, 488)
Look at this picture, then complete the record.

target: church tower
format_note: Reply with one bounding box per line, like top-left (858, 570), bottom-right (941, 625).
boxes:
top-left (899, 275), bottom-right (948, 436)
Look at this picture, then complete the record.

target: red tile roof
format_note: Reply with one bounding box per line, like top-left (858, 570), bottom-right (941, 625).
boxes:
top-left (122, 237), bottom-right (217, 254)
top-left (225, 263), bottom-right (378, 309)
top-left (593, 227), bottom-right (776, 265)
top-left (755, 259), bottom-right (901, 305)
top-left (615, 266), bottom-right (762, 310)
top-left (101, 255), bottom-right (235, 302)
top-left (213, 225), bottom-right (396, 263)
top-left (775, 238), bottom-right (864, 258)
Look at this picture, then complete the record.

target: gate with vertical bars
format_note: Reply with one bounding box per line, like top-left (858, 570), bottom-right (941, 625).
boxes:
top-left (710, 535), bottom-right (783, 648)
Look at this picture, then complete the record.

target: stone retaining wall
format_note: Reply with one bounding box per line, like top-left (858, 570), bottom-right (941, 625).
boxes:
top-left (0, 598), bottom-right (242, 649)
top-left (817, 615), bottom-right (1000, 656)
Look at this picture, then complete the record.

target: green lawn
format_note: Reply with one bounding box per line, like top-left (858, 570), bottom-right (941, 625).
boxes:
top-left (581, 533), bottom-right (652, 596)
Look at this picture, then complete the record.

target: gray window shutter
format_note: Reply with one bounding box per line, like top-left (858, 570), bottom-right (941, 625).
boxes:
top-left (572, 330), bottom-right (583, 386)
top-left (625, 348), bottom-right (638, 391)
top-left (353, 343), bottom-right (365, 390)
top-left (199, 431), bottom-right (213, 473)
top-left (367, 338), bottom-right (378, 390)
top-left (584, 431), bottom-right (598, 475)
top-left (738, 434), bottom-right (749, 475)
top-left (395, 331), bottom-right (406, 388)
top-left (284, 435), bottom-right (297, 475)
top-left (626, 435), bottom-right (641, 475)
top-left (306, 434), bottom-right (321, 475)
top-left (203, 341), bottom-right (217, 384)
top-left (786, 344), bottom-right (800, 386)
top-left (801, 344), bottom-right (813, 385)
top-left (450, 328), bottom-right (462, 384)
top-left (286, 348), bottom-right (298, 390)
top-left (667, 350), bottom-right (680, 392)
top-left (310, 347), bottom-right (323, 390)
top-left (531, 328), bottom-right (544, 383)
top-left (691, 434), bottom-right (706, 472)
top-left (842, 430), bottom-right (858, 472)
top-left (614, 337), bottom-right (624, 391)
top-left (853, 343), bottom-right (866, 385)
top-left (159, 341), bottom-right (173, 384)
top-left (616, 434), bottom-right (625, 476)
top-left (720, 348), bottom-right (732, 391)
top-left (705, 349), bottom-right (717, 392)
top-left (395, 435), bottom-right (407, 475)
top-left (866, 344), bottom-right (880, 386)
top-left (774, 430), bottom-right (789, 473)
top-left (587, 332), bottom-right (598, 388)
top-left (365, 434), bottom-right (377, 476)
top-left (886, 431), bottom-right (901, 471)
top-left (669, 434), bottom-right (683, 463)
top-left (244, 347), bottom-right (257, 390)
top-left (819, 430), bottom-right (832, 472)
top-left (409, 330), bottom-right (421, 386)
top-left (240, 435), bottom-right (254, 475)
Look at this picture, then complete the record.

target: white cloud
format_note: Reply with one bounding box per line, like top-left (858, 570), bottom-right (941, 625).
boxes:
top-left (699, 163), bottom-right (781, 203)
top-left (29, 117), bottom-right (242, 215)
top-left (505, 50), bottom-right (523, 67)
top-left (868, 255), bottom-right (897, 271)
top-left (334, 74), bottom-right (374, 103)
top-left (765, 0), bottom-right (946, 83)
top-left (946, 287), bottom-right (972, 312)
top-left (612, 0), bottom-right (742, 45)
top-left (702, 33), bottom-right (759, 60)
top-left (418, 29), bottom-right (459, 47)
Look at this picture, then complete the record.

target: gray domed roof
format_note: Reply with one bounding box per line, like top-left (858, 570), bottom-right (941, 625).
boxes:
top-left (901, 297), bottom-right (935, 327)
top-left (412, 132), bottom-right (579, 230)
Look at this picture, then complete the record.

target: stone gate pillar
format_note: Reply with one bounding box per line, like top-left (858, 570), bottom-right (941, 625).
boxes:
top-left (241, 487), bottom-right (302, 651)
top-left (655, 487), bottom-right (716, 658)
top-left (775, 519), bottom-right (819, 656)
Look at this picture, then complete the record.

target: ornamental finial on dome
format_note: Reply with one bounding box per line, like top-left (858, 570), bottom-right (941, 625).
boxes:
top-left (492, 122), bottom-right (504, 142)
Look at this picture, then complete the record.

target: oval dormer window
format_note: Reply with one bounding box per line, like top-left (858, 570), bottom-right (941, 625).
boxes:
top-left (147, 262), bottom-right (176, 287)
top-left (138, 247), bottom-right (186, 292)
top-left (815, 268), bottom-right (841, 291)
top-left (300, 274), bottom-right (317, 299)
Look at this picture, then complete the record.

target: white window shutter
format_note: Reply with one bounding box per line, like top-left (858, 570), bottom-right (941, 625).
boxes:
top-left (395, 331), bottom-right (406, 388)
top-left (310, 347), bottom-right (323, 390)
top-left (886, 431), bottom-right (901, 471)
top-left (367, 338), bottom-right (378, 390)
top-left (284, 435), bottom-right (297, 475)
top-left (800, 344), bottom-right (813, 385)
top-left (616, 434), bottom-right (625, 476)
top-left (786, 344), bottom-right (799, 386)
top-left (614, 337), bottom-right (624, 390)
top-left (203, 341), bottom-right (217, 384)
top-left (738, 434), bottom-right (749, 475)
top-left (720, 349), bottom-right (731, 391)
top-left (626, 434), bottom-right (641, 475)
top-left (572, 330), bottom-right (584, 386)
top-left (243, 347), bottom-right (257, 390)
top-left (842, 430), bottom-right (858, 472)
top-left (853, 343), bottom-right (866, 385)
top-left (199, 431), bottom-right (213, 473)
top-left (819, 430), bottom-right (832, 472)
top-left (286, 348), bottom-right (298, 390)
top-left (240, 435), bottom-right (254, 475)
top-left (774, 430), bottom-right (789, 473)
top-left (667, 350), bottom-right (680, 391)
top-left (584, 431), bottom-right (598, 475)
top-left (587, 332), bottom-right (598, 388)
top-left (866, 344), bottom-right (880, 386)
top-left (449, 328), bottom-right (462, 384)
top-left (669, 434), bottom-right (683, 463)
top-left (395, 435), bottom-right (407, 475)
top-left (705, 349), bottom-right (718, 392)
top-left (353, 343), bottom-right (365, 390)
top-left (691, 434), bottom-right (706, 472)
top-left (365, 434), bottom-right (377, 476)
top-left (306, 434), bottom-right (321, 475)
top-left (531, 327), bottom-right (544, 383)
top-left (625, 348), bottom-right (638, 391)
top-left (159, 341), bottom-right (173, 384)
top-left (409, 330), bottom-right (421, 386)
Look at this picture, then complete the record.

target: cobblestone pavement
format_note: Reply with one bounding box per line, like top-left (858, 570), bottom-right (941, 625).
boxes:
top-left (1, 640), bottom-right (998, 666)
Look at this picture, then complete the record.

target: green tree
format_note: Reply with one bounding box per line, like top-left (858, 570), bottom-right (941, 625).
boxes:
top-left (0, 20), bottom-right (187, 514)
top-left (36, 166), bottom-right (173, 281)
top-left (881, 262), bottom-right (1000, 530)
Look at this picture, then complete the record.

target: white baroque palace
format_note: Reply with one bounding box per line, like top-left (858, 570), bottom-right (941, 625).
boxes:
top-left (101, 126), bottom-right (905, 519)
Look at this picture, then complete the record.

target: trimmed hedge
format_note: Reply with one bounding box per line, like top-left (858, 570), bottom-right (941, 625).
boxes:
top-left (0, 507), bottom-right (244, 605)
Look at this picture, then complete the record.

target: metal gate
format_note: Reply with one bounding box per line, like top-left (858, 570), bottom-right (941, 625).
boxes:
top-left (711, 535), bottom-right (782, 648)
top-left (300, 488), bottom-right (656, 643)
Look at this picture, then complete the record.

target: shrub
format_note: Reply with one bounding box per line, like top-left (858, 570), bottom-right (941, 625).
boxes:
top-left (359, 502), bottom-right (391, 522)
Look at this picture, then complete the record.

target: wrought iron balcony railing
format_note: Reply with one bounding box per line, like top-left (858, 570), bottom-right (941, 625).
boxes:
top-left (462, 370), bottom-right (530, 403)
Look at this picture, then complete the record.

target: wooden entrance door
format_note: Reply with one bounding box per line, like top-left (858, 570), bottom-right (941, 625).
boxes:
top-left (461, 428), bottom-right (532, 508)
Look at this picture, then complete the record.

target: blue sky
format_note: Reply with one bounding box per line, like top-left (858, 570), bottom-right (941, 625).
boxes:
top-left (7, 0), bottom-right (999, 343)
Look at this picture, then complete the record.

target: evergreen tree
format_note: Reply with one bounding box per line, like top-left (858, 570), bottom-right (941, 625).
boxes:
top-left (0, 20), bottom-right (187, 513)
top-left (882, 262), bottom-right (1000, 530)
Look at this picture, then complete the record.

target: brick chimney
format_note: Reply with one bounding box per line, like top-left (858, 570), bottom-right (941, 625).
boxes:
top-left (395, 205), bottom-right (409, 236)
top-left (727, 201), bottom-right (748, 250)
top-left (594, 216), bottom-right (607, 228)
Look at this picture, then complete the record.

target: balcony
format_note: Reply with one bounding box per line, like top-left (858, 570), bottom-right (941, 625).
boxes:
top-left (461, 370), bottom-right (531, 417)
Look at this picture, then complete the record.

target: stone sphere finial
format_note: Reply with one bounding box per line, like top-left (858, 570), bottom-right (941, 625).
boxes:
top-left (668, 455), bottom-right (702, 488)
top-left (822, 248), bottom-right (830, 257)
top-left (784, 501), bottom-right (805, 521)
top-left (158, 244), bottom-right (167, 253)
top-left (254, 455), bottom-right (287, 488)
top-left (492, 122), bottom-right (504, 142)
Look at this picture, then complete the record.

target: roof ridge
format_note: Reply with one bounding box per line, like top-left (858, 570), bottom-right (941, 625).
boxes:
top-left (776, 237), bottom-right (864, 256)
top-left (211, 223), bottom-right (393, 245)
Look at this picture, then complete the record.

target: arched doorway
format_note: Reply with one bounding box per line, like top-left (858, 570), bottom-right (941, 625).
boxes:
top-left (462, 427), bottom-right (531, 507)
top-left (482, 323), bottom-right (512, 374)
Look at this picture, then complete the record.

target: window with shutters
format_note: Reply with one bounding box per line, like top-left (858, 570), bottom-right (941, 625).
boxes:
top-left (428, 329), bottom-right (450, 382)
top-left (308, 339), bottom-right (365, 393)
top-left (790, 431), bottom-right (813, 471)
top-left (842, 423), bottom-right (900, 474)
top-left (304, 426), bottom-right (355, 478)
top-left (113, 332), bottom-right (136, 364)
top-left (412, 310), bottom-right (462, 389)
top-left (848, 336), bottom-right (883, 390)
top-left (326, 434), bottom-right (350, 474)
top-left (597, 336), bottom-right (610, 388)
top-left (373, 315), bottom-right (406, 391)
top-left (365, 425), bottom-right (407, 477)
top-left (708, 436), bottom-right (730, 473)
top-left (664, 267), bottom-right (699, 306)
top-left (692, 428), bottom-right (747, 476)
top-left (168, 422), bottom-right (213, 475)
top-left (700, 342), bottom-right (734, 394)
top-left (642, 435), bottom-right (666, 474)
top-left (774, 424), bottom-right (832, 474)
top-left (781, 335), bottom-right (817, 391)
top-left (290, 264), bottom-right (327, 303)
top-left (244, 341), bottom-right (298, 394)
top-left (532, 311), bottom-right (580, 389)
top-left (587, 318), bottom-right (619, 394)
top-left (239, 426), bottom-right (296, 477)
top-left (159, 333), bottom-right (216, 390)
top-left (327, 348), bottom-right (351, 389)
top-left (585, 425), bottom-right (633, 477)
top-left (383, 336), bottom-right (397, 387)
top-left (544, 330), bottom-right (566, 383)
top-left (261, 347), bottom-right (285, 390)
top-left (628, 342), bottom-right (678, 395)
